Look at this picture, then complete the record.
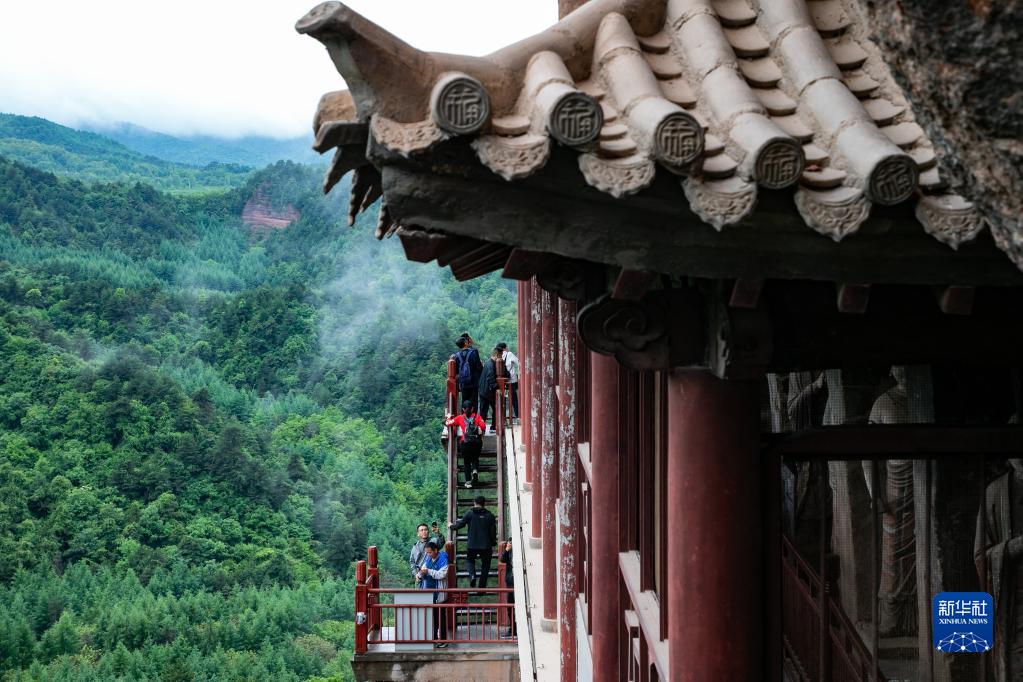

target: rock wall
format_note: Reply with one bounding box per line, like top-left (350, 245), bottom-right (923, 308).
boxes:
top-left (853, 0), bottom-right (1023, 262)
top-left (241, 187), bottom-right (300, 233)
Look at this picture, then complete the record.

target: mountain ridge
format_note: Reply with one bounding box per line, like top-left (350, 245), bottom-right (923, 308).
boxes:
top-left (0, 113), bottom-right (253, 193)
top-left (82, 120), bottom-right (321, 168)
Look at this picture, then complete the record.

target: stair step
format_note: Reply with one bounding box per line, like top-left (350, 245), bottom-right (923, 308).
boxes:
top-left (457, 498), bottom-right (498, 506)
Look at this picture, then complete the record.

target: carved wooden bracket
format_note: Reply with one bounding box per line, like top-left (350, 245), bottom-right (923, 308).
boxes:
top-left (707, 296), bottom-right (773, 380)
top-left (576, 289), bottom-right (703, 370)
top-left (535, 258), bottom-right (602, 301)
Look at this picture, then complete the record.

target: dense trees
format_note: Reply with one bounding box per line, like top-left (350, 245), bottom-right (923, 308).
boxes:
top-left (0, 145), bottom-right (516, 680)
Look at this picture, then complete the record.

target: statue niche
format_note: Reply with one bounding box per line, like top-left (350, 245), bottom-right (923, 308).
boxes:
top-left (975, 458), bottom-right (1023, 682)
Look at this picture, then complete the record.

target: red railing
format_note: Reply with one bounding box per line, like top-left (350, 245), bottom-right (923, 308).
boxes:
top-left (446, 358), bottom-right (458, 526)
top-left (781, 535), bottom-right (882, 682)
top-left (354, 545), bottom-right (516, 652)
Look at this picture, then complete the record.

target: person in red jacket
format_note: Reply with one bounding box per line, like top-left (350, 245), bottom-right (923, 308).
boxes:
top-left (446, 400), bottom-right (486, 488)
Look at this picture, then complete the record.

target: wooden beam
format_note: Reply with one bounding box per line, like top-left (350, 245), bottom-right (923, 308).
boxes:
top-left (379, 150), bottom-right (1023, 287)
top-left (768, 426), bottom-right (1023, 459)
top-left (396, 227), bottom-right (449, 263)
top-left (836, 283), bottom-right (871, 314)
top-left (436, 238), bottom-right (490, 267)
top-left (502, 248), bottom-right (559, 280)
top-left (936, 285), bottom-right (975, 315)
top-left (612, 269), bottom-right (656, 301)
top-left (452, 245), bottom-right (513, 281)
top-left (768, 281), bottom-right (1023, 371)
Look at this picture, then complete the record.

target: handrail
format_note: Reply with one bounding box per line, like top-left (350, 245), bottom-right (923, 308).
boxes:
top-left (781, 534), bottom-right (883, 681)
top-left (368, 588), bottom-right (514, 594)
top-left (496, 358), bottom-right (507, 542)
top-left (353, 545), bottom-right (516, 651)
top-left (446, 358), bottom-right (457, 527)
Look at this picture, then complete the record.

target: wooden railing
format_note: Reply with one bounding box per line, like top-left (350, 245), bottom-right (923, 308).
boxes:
top-left (446, 358), bottom-right (457, 527)
top-left (353, 545), bottom-right (515, 653)
top-left (496, 361), bottom-right (507, 542)
top-left (781, 535), bottom-right (882, 682)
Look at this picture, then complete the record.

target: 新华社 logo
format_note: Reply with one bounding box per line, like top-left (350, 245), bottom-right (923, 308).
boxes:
top-left (932, 592), bottom-right (993, 653)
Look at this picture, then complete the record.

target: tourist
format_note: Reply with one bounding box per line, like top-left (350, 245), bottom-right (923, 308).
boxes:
top-left (417, 541), bottom-right (450, 647)
top-left (409, 523), bottom-right (430, 586)
top-left (453, 334), bottom-right (483, 411)
top-left (449, 495), bottom-right (497, 589)
top-left (445, 400), bottom-right (486, 488)
top-left (477, 348), bottom-right (502, 428)
top-left (499, 539), bottom-right (515, 638)
top-left (496, 342), bottom-right (519, 421)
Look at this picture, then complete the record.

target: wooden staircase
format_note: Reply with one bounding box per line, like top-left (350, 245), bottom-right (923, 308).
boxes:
top-left (441, 358), bottom-right (510, 606)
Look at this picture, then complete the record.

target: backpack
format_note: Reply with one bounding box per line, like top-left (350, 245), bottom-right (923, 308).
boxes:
top-left (456, 348), bottom-right (474, 389)
top-left (463, 417), bottom-right (482, 446)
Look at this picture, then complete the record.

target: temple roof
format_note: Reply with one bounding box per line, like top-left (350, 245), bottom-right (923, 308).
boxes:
top-left (297, 0), bottom-right (1021, 276)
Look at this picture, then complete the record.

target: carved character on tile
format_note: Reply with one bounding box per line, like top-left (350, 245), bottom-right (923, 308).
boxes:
top-left (869, 155), bottom-right (919, 205)
top-left (654, 113), bottom-right (704, 166)
top-left (549, 93), bottom-right (603, 146)
top-left (976, 458), bottom-right (1023, 682)
top-left (755, 139), bottom-right (804, 189)
top-left (433, 77), bottom-right (490, 135)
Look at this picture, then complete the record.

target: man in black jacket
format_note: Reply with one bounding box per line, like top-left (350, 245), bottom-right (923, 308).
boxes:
top-left (477, 348), bottom-right (502, 428)
top-left (449, 495), bottom-right (497, 588)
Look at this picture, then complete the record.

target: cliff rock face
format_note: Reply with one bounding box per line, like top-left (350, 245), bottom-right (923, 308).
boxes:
top-left (853, 0), bottom-right (1023, 260)
top-left (242, 186), bottom-right (300, 233)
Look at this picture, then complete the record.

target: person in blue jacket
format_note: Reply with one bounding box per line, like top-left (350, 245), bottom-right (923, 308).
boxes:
top-left (417, 541), bottom-right (450, 647)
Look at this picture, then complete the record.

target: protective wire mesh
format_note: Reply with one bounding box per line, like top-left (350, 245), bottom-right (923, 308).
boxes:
top-left (773, 366), bottom-right (1022, 682)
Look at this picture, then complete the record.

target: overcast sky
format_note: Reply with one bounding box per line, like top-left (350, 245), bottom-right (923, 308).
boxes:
top-left (0, 1), bottom-right (556, 139)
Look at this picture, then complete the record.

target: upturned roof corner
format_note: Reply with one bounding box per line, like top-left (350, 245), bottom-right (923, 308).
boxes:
top-left (297, 0), bottom-right (1023, 277)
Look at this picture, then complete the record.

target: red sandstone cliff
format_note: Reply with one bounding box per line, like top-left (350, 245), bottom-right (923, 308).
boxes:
top-left (242, 186), bottom-right (300, 233)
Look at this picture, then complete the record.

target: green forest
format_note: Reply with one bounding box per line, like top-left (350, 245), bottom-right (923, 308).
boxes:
top-left (0, 124), bottom-right (517, 680)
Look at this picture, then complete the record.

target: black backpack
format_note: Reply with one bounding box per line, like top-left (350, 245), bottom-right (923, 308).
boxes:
top-left (456, 348), bottom-right (474, 389)
top-left (463, 417), bottom-right (482, 446)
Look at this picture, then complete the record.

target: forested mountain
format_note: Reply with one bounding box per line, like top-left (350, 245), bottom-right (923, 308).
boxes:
top-left (0, 134), bottom-right (516, 680)
top-left (82, 122), bottom-right (320, 168)
top-left (0, 115), bottom-right (252, 193)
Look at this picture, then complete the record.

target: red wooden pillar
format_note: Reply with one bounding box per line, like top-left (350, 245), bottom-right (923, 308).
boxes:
top-left (530, 280), bottom-right (543, 537)
top-left (541, 288), bottom-right (560, 625)
top-left (667, 370), bottom-right (761, 681)
top-left (558, 299), bottom-right (579, 681)
top-left (590, 351), bottom-right (620, 681)
top-left (522, 280), bottom-right (532, 478)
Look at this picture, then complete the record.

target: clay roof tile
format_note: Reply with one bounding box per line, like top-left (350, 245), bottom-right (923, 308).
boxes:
top-left (299, 0), bottom-right (1008, 268)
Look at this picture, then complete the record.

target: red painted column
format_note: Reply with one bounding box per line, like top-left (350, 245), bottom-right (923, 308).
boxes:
top-left (590, 351), bottom-right (620, 681)
top-left (541, 288), bottom-right (560, 625)
top-left (530, 281), bottom-right (543, 538)
top-left (668, 370), bottom-right (761, 681)
top-left (558, 299), bottom-right (578, 681)
top-left (520, 280), bottom-right (531, 471)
